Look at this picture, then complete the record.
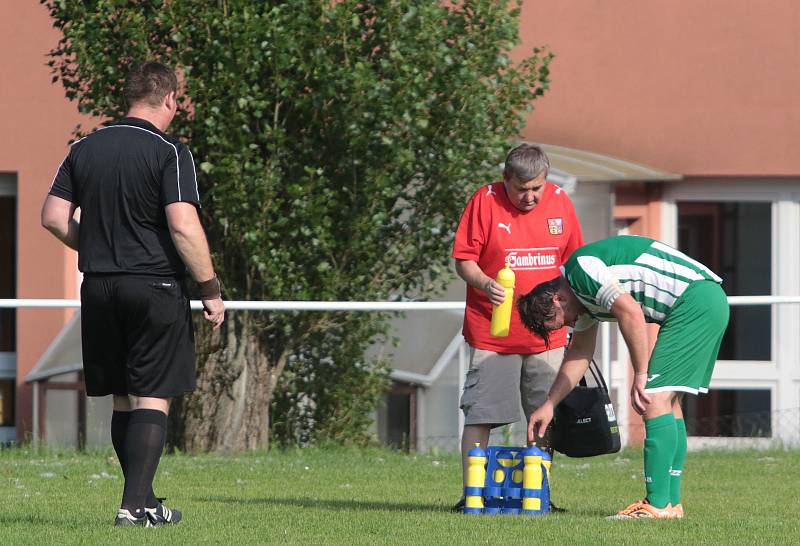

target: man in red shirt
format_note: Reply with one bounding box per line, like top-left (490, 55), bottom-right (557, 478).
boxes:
top-left (452, 144), bottom-right (584, 510)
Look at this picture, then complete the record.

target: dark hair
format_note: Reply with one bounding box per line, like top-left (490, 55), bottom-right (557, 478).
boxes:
top-left (517, 276), bottom-right (567, 347)
top-left (503, 143), bottom-right (550, 182)
top-left (124, 62), bottom-right (178, 108)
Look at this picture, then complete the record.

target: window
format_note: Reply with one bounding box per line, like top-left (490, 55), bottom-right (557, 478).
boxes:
top-left (0, 177), bottom-right (17, 433)
top-left (677, 202), bottom-right (771, 360)
top-left (0, 192), bottom-right (15, 352)
top-left (376, 382), bottom-right (416, 451)
top-left (0, 380), bottom-right (13, 427)
top-left (683, 389), bottom-right (771, 437)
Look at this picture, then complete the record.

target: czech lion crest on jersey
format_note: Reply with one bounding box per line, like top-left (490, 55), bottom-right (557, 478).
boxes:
top-left (547, 217), bottom-right (563, 235)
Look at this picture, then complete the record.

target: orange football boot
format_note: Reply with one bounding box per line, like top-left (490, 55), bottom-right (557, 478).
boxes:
top-left (606, 499), bottom-right (673, 520)
top-left (670, 503), bottom-right (685, 519)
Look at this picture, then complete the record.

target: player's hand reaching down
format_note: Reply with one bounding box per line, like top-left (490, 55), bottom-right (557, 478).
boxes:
top-left (528, 400), bottom-right (555, 444)
top-left (203, 297), bottom-right (225, 330)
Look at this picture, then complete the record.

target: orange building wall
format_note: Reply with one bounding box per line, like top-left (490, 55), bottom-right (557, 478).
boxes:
top-left (0, 3), bottom-right (90, 439)
top-left (519, 0), bottom-right (800, 176)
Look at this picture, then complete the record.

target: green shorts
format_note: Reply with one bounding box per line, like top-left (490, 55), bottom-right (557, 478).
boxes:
top-left (645, 280), bottom-right (730, 395)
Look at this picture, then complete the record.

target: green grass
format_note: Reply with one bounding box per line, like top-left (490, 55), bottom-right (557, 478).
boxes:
top-left (1, 446), bottom-right (798, 545)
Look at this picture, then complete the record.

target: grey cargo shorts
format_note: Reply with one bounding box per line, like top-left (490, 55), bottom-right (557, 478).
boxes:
top-left (459, 346), bottom-right (565, 427)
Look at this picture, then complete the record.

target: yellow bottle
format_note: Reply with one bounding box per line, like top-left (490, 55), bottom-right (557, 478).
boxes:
top-left (522, 445), bottom-right (543, 513)
top-left (464, 443), bottom-right (487, 514)
top-left (489, 265), bottom-right (515, 337)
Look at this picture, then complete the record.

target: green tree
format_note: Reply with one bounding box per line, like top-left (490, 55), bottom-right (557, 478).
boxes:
top-left (43, 0), bottom-right (552, 451)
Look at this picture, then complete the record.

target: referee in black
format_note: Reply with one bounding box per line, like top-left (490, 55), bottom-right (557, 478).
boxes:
top-left (41, 61), bottom-right (225, 527)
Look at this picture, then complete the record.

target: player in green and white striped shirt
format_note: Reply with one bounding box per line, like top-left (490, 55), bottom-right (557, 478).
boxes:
top-left (517, 235), bottom-right (729, 520)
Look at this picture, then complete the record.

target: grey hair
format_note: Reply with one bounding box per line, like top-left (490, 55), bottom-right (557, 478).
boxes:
top-left (503, 143), bottom-right (550, 182)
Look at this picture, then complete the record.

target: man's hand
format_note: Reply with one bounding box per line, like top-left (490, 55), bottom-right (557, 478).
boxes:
top-left (630, 373), bottom-right (652, 415)
top-left (483, 278), bottom-right (506, 306)
top-left (202, 297), bottom-right (225, 330)
top-left (528, 400), bottom-right (555, 444)
top-left (454, 260), bottom-right (506, 306)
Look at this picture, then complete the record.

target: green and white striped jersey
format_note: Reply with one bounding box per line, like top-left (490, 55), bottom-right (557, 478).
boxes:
top-left (565, 235), bottom-right (722, 331)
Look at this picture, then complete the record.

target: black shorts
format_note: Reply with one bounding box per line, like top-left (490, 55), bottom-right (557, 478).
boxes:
top-left (80, 274), bottom-right (196, 397)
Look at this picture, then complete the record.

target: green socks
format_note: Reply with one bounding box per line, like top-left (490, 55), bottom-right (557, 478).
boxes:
top-left (644, 413), bottom-right (677, 509)
top-left (670, 418), bottom-right (687, 506)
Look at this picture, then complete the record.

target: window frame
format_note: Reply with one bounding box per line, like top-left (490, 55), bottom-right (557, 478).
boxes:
top-left (663, 178), bottom-right (800, 441)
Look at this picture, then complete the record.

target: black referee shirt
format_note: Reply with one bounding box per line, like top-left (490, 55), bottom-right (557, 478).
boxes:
top-left (49, 117), bottom-right (201, 277)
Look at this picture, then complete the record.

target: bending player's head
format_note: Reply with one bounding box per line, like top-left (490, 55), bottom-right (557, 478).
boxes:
top-left (124, 61), bottom-right (179, 120)
top-left (517, 276), bottom-right (571, 346)
top-left (503, 144), bottom-right (550, 212)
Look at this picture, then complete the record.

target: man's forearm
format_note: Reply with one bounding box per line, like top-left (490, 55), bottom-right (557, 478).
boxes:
top-left (170, 225), bottom-right (215, 282)
top-left (617, 311), bottom-right (650, 375)
top-left (610, 294), bottom-right (650, 375)
top-left (44, 218), bottom-right (80, 251)
top-left (455, 259), bottom-right (491, 291)
top-left (41, 195), bottom-right (79, 250)
top-left (165, 203), bottom-right (217, 283)
top-left (547, 354), bottom-right (590, 406)
top-left (546, 325), bottom-right (597, 405)
top-left (57, 219), bottom-right (80, 251)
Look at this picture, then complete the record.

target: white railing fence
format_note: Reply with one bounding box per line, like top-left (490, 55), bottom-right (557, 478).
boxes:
top-left (5, 295), bottom-right (800, 310)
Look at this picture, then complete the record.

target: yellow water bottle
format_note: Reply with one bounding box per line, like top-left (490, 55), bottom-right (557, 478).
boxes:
top-left (464, 444), bottom-right (487, 514)
top-left (522, 445), bottom-right (543, 514)
top-left (490, 265), bottom-right (515, 337)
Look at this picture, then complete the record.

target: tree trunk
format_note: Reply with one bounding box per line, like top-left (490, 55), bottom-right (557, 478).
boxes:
top-left (172, 312), bottom-right (287, 452)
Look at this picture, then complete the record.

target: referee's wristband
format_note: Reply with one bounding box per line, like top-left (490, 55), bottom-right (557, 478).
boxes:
top-left (197, 275), bottom-right (222, 299)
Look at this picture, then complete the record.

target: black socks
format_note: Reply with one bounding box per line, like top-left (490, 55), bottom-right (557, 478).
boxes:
top-left (112, 410), bottom-right (160, 509)
top-left (115, 409), bottom-right (166, 515)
